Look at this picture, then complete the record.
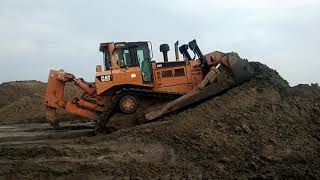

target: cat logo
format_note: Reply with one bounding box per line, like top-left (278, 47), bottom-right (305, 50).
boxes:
top-left (101, 75), bottom-right (112, 82)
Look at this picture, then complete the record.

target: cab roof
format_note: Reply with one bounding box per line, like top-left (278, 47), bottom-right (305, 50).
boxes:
top-left (99, 41), bottom-right (149, 52)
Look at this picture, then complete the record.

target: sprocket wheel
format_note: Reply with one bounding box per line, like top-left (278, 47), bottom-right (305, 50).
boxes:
top-left (118, 95), bottom-right (138, 114)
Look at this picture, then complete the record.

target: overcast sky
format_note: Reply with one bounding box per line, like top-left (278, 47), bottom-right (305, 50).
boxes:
top-left (0, 0), bottom-right (319, 85)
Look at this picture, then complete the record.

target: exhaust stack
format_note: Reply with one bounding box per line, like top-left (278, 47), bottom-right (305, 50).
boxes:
top-left (160, 44), bottom-right (170, 62)
top-left (174, 41), bottom-right (179, 61)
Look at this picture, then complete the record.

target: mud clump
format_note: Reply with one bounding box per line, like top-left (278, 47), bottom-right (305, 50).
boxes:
top-left (0, 62), bottom-right (319, 179)
top-left (0, 80), bottom-right (84, 124)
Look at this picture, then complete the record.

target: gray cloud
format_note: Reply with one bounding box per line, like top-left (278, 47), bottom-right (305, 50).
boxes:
top-left (0, 0), bottom-right (319, 85)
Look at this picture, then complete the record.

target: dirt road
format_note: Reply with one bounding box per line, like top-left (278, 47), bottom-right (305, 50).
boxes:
top-left (0, 122), bottom-right (183, 179)
top-left (0, 123), bottom-right (95, 144)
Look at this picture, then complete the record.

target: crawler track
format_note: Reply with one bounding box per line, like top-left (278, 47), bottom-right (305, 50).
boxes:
top-left (96, 88), bottom-right (183, 131)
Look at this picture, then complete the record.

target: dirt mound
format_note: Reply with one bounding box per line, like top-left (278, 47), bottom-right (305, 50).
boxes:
top-left (105, 62), bottom-right (320, 178)
top-left (130, 62), bottom-right (320, 178)
top-left (0, 80), bottom-right (84, 124)
top-left (0, 62), bottom-right (319, 179)
top-left (0, 81), bottom-right (45, 108)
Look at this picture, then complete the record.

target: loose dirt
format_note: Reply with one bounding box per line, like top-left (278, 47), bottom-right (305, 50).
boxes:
top-left (0, 62), bottom-right (319, 179)
top-left (0, 80), bottom-right (84, 124)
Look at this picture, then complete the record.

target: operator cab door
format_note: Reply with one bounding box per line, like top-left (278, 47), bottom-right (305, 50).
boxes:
top-left (136, 47), bottom-right (152, 82)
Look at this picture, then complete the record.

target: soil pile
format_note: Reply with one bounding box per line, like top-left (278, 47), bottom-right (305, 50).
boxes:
top-left (0, 62), bottom-right (319, 179)
top-left (0, 80), bottom-right (83, 124)
top-left (133, 62), bottom-right (320, 178)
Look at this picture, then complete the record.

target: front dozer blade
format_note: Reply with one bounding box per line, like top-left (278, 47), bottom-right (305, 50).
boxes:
top-left (46, 106), bottom-right (60, 129)
top-left (228, 53), bottom-right (253, 85)
top-left (44, 70), bottom-right (68, 129)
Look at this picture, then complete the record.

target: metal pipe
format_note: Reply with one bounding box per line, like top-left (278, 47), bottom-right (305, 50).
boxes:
top-left (174, 41), bottom-right (179, 61)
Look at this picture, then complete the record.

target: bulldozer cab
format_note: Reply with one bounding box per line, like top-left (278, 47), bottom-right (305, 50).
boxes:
top-left (100, 42), bottom-right (153, 82)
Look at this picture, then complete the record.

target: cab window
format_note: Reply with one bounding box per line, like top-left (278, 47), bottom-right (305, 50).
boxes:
top-left (123, 49), bottom-right (131, 66)
top-left (137, 49), bottom-right (144, 67)
top-left (118, 49), bottom-right (133, 67)
top-left (103, 50), bottom-right (110, 70)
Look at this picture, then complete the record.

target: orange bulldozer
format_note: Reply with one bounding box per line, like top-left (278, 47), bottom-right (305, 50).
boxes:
top-left (44, 39), bottom-right (253, 130)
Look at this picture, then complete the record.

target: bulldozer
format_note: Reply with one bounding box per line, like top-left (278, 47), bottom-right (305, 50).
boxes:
top-left (44, 39), bottom-right (253, 130)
